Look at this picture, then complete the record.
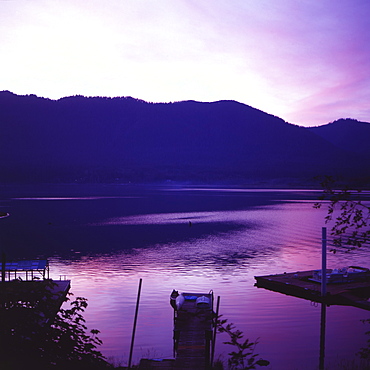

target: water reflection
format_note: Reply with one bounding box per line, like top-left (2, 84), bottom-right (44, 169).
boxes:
top-left (99, 209), bottom-right (272, 226)
top-left (2, 186), bottom-right (369, 368)
top-left (319, 303), bottom-right (327, 370)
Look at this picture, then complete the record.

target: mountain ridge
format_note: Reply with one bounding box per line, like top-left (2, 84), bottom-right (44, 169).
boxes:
top-left (0, 91), bottom-right (369, 186)
top-left (308, 118), bottom-right (370, 156)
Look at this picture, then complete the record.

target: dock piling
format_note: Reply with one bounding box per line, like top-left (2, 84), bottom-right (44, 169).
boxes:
top-left (1, 252), bottom-right (5, 282)
top-left (321, 227), bottom-right (327, 297)
top-left (128, 278), bottom-right (142, 369)
top-left (319, 303), bottom-right (327, 370)
top-left (211, 295), bottom-right (220, 368)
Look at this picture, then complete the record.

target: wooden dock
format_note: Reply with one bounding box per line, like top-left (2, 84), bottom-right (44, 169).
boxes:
top-left (1, 259), bottom-right (71, 323)
top-left (173, 292), bottom-right (214, 370)
top-left (255, 270), bottom-right (370, 310)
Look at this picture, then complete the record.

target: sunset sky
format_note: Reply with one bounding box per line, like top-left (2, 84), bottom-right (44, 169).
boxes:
top-left (1, 0), bottom-right (369, 127)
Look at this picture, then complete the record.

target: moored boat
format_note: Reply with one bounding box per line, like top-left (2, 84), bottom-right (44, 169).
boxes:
top-left (310, 266), bottom-right (370, 284)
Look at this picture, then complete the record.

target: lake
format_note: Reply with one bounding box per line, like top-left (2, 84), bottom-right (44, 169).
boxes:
top-left (1, 184), bottom-right (369, 369)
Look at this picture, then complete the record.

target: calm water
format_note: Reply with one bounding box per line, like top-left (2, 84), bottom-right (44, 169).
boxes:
top-left (1, 184), bottom-right (370, 369)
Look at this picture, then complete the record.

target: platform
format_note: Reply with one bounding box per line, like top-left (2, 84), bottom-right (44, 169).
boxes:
top-left (255, 270), bottom-right (370, 310)
top-left (1, 259), bottom-right (70, 324)
top-left (172, 292), bottom-right (214, 370)
top-left (2, 259), bottom-right (50, 281)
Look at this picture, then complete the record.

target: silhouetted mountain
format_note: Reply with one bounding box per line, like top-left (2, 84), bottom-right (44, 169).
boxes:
top-left (0, 91), bottom-right (369, 186)
top-left (308, 119), bottom-right (370, 156)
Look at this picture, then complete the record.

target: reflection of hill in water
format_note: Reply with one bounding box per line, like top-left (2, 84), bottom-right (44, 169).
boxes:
top-left (2, 185), bottom-right (369, 368)
top-left (2, 185), bottom-right (369, 271)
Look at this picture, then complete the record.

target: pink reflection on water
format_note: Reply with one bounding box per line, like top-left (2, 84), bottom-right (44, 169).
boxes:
top-left (96, 209), bottom-right (274, 226)
top-left (48, 198), bottom-right (370, 368)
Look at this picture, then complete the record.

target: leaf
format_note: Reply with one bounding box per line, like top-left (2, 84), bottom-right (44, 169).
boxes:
top-left (256, 359), bottom-right (271, 366)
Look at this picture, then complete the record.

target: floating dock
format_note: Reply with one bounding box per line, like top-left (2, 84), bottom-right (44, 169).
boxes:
top-left (255, 269), bottom-right (370, 311)
top-left (1, 259), bottom-right (71, 323)
top-left (172, 291), bottom-right (214, 370)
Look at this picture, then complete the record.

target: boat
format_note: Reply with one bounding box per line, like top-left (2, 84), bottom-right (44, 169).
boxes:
top-left (169, 289), bottom-right (214, 369)
top-left (310, 266), bottom-right (370, 284)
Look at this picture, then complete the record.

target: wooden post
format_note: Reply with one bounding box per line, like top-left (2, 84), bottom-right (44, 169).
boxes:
top-left (211, 295), bottom-right (220, 367)
top-left (1, 252), bottom-right (5, 282)
top-left (319, 303), bottom-right (327, 370)
top-left (128, 278), bottom-right (142, 368)
top-left (321, 227), bottom-right (327, 297)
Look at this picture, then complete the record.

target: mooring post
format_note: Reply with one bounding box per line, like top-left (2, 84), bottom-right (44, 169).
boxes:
top-left (319, 302), bottom-right (327, 370)
top-left (321, 227), bottom-right (327, 297)
top-left (211, 295), bottom-right (220, 367)
top-left (1, 252), bottom-right (6, 282)
top-left (128, 278), bottom-right (142, 369)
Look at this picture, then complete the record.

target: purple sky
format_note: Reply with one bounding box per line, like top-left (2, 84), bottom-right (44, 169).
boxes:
top-left (1, 0), bottom-right (369, 127)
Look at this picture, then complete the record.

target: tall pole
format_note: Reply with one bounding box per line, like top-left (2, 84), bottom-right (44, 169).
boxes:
top-left (319, 302), bottom-right (327, 370)
top-left (128, 278), bottom-right (142, 369)
top-left (211, 295), bottom-right (220, 367)
top-left (321, 227), bottom-right (327, 297)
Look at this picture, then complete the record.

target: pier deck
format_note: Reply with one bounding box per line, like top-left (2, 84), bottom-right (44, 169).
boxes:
top-left (255, 270), bottom-right (370, 310)
top-left (1, 259), bottom-right (70, 320)
top-left (0, 279), bottom-right (71, 322)
top-left (173, 292), bottom-right (214, 370)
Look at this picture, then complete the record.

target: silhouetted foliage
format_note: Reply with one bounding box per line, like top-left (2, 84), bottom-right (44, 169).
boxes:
top-left (314, 176), bottom-right (370, 252)
top-left (314, 177), bottom-right (370, 369)
top-left (217, 316), bottom-right (269, 369)
top-left (357, 319), bottom-right (370, 361)
top-left (0, 279), bottom-right (110, 369)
